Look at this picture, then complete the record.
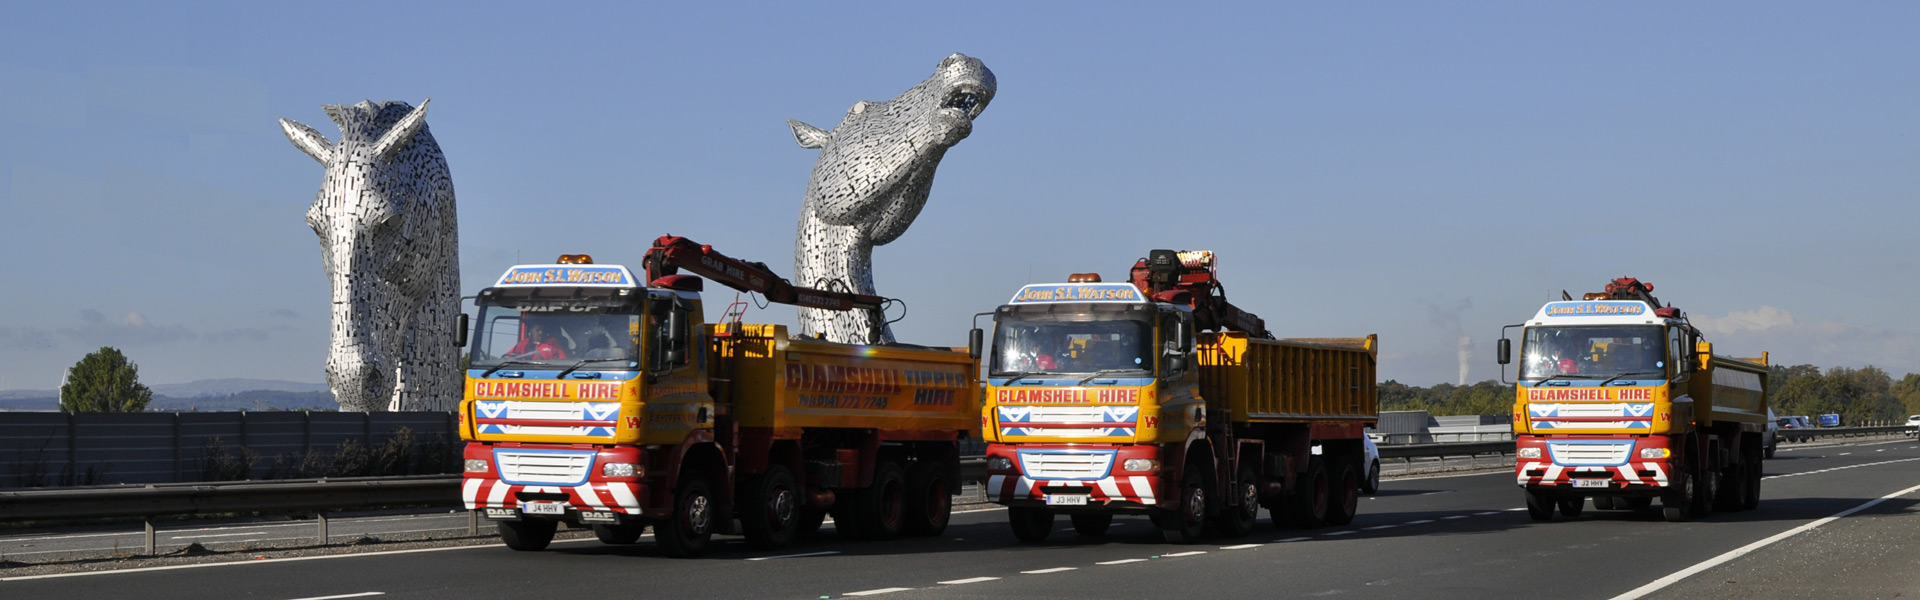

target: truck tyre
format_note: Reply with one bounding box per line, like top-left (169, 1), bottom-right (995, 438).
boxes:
top-left (1742, 447), bottom-right (1762, 511)
top-left (1160, 463), bottom-right (1208, 544)
top-left (1008, 507), bottom-right (1054, 543)
top-left (1071, 513), bottom-right (1113, 537)
top-left (1557, 497), bottom-right (1584, 517)
top-left (498, 519), bottom-right (558, 551)
top-left (658, 476), bottom-right (716, 558)
top-left (904, 461), bottom-right (953, 537)
top-left (1524, 489), bottom-right (1556, 522)
top-left (1218, 463), bottom-right (1261, 536)
top-left (742, 465), bottom-right (801, 550)
top-left (1662, 469), bottom-right (1693, 522)
top-left (592, 523), bottom-right (645, 545)
top-left (1326, 460), bottom-right (1361, 527)
top-left (852, 461), bottom-right (907, 540)
top-left (1278, 457), bottom-right (1329, 529)
top-left (1688, 462), bottom-right (1716, 519)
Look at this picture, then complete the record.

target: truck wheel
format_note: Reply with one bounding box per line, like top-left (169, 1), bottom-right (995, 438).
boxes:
top-left (1688, 463), bottom-right (1716, 519)
top-left (852, 461), bottom-right (907, 540)
top-left (1008, 507), bottom-right (1054, 543)
top-left (903, 461), bottom-right (953, 537)
top-left (1160, 464), bottom-right (1208, 544)
top-left (1662, 470), bottom-right (1693, 522)
top-left (1524, 489), bottom-right (1556, 522)
top-left (1218, 463), bottom-right (1261, 536)
top-left (1557, 497), bottom-right (1585, 517)
top-left (1325, 460), bottom-right (1360, 527)
top-left (742, 465), bottom-right (801, 550)
top-left (497, 520), bottom-right (557, 551)
top-left (1071, 513), bottom-right (1113, 537)
top-left (658, 477), bottom-right (716, 558)
top-left (1742, 447), bottom-right (1762, 511)
top-left (1278, 457), bottom-right (1329, 529)
top-left (592, 523), bottom-right (645, 545)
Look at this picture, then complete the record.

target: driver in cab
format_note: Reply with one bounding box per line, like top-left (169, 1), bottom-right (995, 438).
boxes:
top-left (510, 319), bottom-right (568, 361)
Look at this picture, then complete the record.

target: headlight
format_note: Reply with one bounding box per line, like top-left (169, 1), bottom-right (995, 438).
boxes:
top-left (602, 462), bottom-right (640, 478)
top-left (464, 459), bottom-right (490, 473)
top-left (1639, 447), bottom-right (1670, 459)
top-left (987, 456), bottom-right (1014, 471)
top-left (1517, 447), bottom-right (1541, 459)
top-left (1122, 459), bottom-right (1159, 472)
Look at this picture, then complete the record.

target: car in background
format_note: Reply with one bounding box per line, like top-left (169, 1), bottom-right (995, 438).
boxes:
top-left (1360, 435), bottom-right (1381, 494)
top-left (1763, 408), bottom-right (1780, 459)
top-left (1905, 414), bottom-right (1920, 438)
top-left (1777, 416), bottom-right (1814, 443)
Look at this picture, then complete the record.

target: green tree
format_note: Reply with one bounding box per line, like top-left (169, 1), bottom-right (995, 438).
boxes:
top-left (1894, 373), bottom-right (1920, 416)
top-left (59, 347), bottom-right (153, 412)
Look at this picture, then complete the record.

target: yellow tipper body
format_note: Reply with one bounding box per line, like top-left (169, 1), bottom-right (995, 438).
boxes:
top-left (714, 324), bottom-right (979, 433)
top-left (1197, 332), bottom-right (1378, 423)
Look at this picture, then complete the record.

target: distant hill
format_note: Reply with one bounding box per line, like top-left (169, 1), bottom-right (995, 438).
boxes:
top-left (148, 378), bottom-right (331, 397)
top-left (0, 386), bottom-right (340, 412)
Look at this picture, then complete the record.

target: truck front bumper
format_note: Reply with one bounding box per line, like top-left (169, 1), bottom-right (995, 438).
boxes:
top-left (1514, 435), bottom-right (1674, 493)
top-left (985, 443), bottom-right (1163, 511)
top-left (462, 443), bottom-right (645, 519)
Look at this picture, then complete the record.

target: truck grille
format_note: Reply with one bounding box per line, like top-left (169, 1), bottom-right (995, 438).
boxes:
top-left (1547, 442), bottom-right (1632, 466)
top-left (495, 449), bottom-right (595, 486)
top-left (1016, 450), bottom-right (1115, 480)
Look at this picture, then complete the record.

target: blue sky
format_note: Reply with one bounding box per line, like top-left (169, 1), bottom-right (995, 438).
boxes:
top-left (2, 2), bottom-right (1916, 390)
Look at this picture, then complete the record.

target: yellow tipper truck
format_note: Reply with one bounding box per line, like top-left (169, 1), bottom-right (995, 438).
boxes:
top-left (460, 236), bottom-right (978, 557)
top-left (1497, 278), bottom-right (1769, 522)
top-left (974, 250), bottom-right (1378, 544)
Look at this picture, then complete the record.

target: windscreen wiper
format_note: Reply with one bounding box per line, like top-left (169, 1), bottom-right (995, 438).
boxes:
top-left (481, 360), bottom-right (546, 378)
top-left (997, 371), bottom-right (1040, 387)
top-left (1077, 369), bottom-right (1143, 386)
top-left (1598, 371), bottom-right (1663, 386)
top-left (555, 358), bottom-right (636, 380)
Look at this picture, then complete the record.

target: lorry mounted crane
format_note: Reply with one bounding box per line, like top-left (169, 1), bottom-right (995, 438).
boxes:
top-left (459, 236), bottom-right (977, 557)
top-left (1497, 277), bottom-right (1770, 521)
top-left (973, 249), bottom-right (1378, 543)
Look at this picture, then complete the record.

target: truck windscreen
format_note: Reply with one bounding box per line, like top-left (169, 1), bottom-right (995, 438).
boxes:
top-left (990, 315), bottom-right (1153, 378)
top-left (469, 303), bottom-right (644, 370)
top-left (1520, 325), bottom-right (1666, 381)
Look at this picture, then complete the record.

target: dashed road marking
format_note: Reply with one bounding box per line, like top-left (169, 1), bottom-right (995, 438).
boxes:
top-left (1163, 550), bottom-right (1207, 557)
top-left (1279, 536), bottom-right (1312, 542)
top-left (1022, 567), bottom-right (1078, 574)
top-left (844, 588), bottom-right (913, 596)
top-left (1443, 515), bottom-right (1468, 520)
top-left (1221, 543), bottom-right (1262, 550)
top-left (1325, 531), bottom-right (1357, 536)
top-left (1097, 558), bottom-right (1148, 565)
top-left (745, 551), bottom-right (841, 561)
top-left (938, 576), bottom-right (1000, 584)
top-left (1406, 519), bottom-right (1435, 525)
top-left (1363, 525), bottom-right (1397, 530)
top-left (283, 593), bottom-right (383, 600)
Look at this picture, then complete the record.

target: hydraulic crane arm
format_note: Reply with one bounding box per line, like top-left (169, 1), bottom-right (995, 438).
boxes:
top-left (1129, 249), bottom-right (1274, 339)
top-left (641, 235), bottom-right (887, 313)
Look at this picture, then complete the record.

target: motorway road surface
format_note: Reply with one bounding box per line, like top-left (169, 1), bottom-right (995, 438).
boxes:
top-left (4, 439), bottom-right (1918, 599)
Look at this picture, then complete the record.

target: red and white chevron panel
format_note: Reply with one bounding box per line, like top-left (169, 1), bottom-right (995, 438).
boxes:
top-left (462, 478), bottom-right (644, 514)
top-left (1515, 461), bottom-right (1669, 488)
top-left (988, 474), bottom-right (1160, 505)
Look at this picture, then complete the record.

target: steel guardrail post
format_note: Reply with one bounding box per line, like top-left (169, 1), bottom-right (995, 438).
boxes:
top-left (318, 511), bottom-right (328, 544)
top-left (144, 518), bottom-right (155, 555)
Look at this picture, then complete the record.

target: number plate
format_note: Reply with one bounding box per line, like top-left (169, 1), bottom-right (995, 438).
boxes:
top-left (1572, 479), bottom-right (1609, 489)
top-left (1045, 494), bottom-right (1089, 506)
top-left (521, 501), bottom-right (566, 515)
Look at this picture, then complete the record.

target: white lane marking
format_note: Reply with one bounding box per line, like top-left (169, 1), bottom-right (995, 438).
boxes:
top-left (1097, 558), bottom-right (1148, 565)
top-left (1363, 525), bottom-right (1397, 530)
top-left (1278, 536), bottom-right (1312, 542)
top-left (1163, 550), bottom-right (1207, 557)
top-left (1608, 480), bottom-right (1920, 600)
top-left (1418, 490), bottom-right (1453, 496)
top-left (1325, 531), bottom-right (1356, 536)
top-left (1220, 543), bottom-right (1262, 550)
top-left (0, 538), bottom-right (591, 581)
top-left (1405, 519), bottom-right (1435, 525)
top-left (1764, 457), bottom-right (1920, 480)
top-left (939, 576), bottom-right (1000, 584)
top-left (745, 550), bottom-right (840, 561)
top-left (1502, 508), bottom-right (1527, 512)
top-left (845, 588), bottom-right (913, 596)
top-left (1022, 567), bottom-right (1078, 574)
top-left (171, 532), bottom-right (269, 540)
top-left (1442, 515), bottom-right (1468, 520)
top-left (1877, 449), bottom-right (1885, 452)
top-left (284, 594), bottom-right (383, 600)
top-left (1477, 511), bottom-right (1502, 515)
top-left (1840, 452), bottom-right (1852, 456)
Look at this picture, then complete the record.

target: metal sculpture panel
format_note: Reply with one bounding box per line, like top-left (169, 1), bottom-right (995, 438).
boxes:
top-left (789, 53), bottom-right (995, 343)
top-left (280, 100), bottom-right (461, 412)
